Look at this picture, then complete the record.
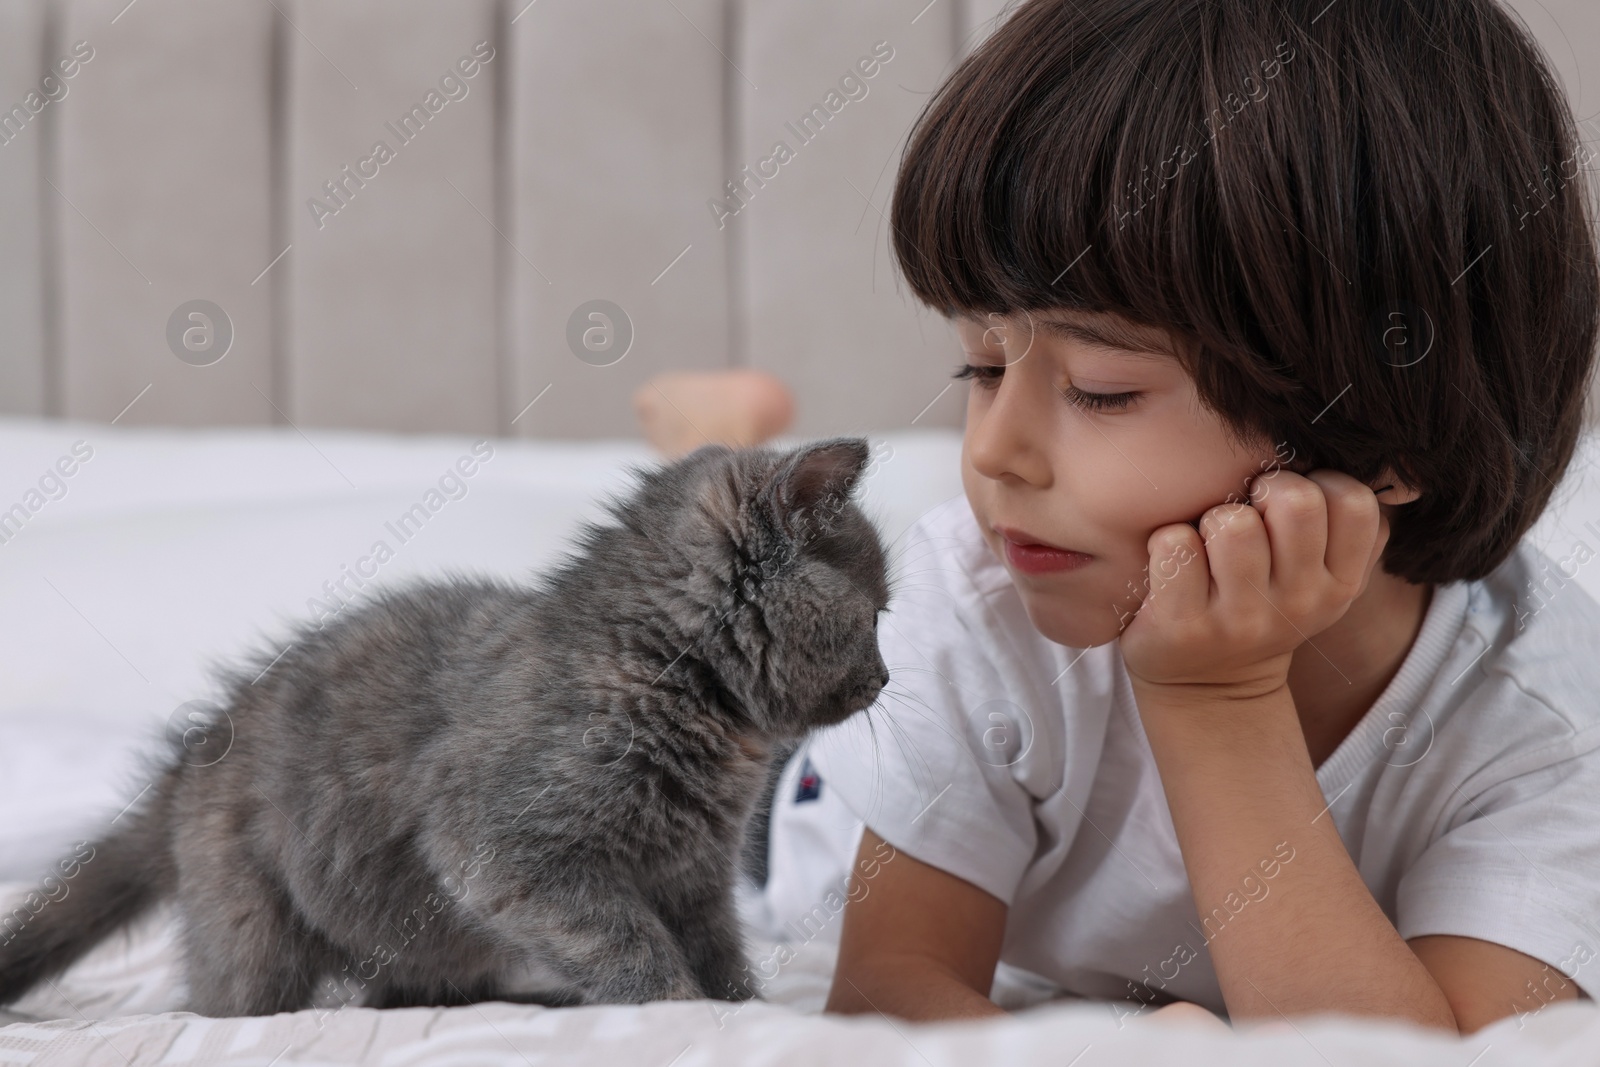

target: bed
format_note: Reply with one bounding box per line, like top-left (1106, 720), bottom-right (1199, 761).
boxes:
top-left (3, 416), bottom-right (1600, 1065)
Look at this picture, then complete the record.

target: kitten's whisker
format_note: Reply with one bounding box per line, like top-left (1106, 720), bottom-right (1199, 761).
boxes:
top-left (871, 706), bottom-right (942, 799)
top-left (871, 689), bottom-right (955, 781)
top-left (879, 663), bottom-right (988, 705)
top-left (856, 705), bottom-right (944, 826)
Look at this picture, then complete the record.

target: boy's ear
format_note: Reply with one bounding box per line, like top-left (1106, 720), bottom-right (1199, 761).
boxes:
top-left (757, 437), bottom-right (871, 541)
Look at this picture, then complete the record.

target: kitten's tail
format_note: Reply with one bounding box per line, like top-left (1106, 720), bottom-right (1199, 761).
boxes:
top-left (0, 766), bottom-right (179, 1007)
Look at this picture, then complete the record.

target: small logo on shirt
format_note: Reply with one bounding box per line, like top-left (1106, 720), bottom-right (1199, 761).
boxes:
top-left (794, 757), bottom-right (822, 803)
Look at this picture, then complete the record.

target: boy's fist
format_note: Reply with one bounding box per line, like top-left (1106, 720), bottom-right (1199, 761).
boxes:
top-left (1119, 469), bottom-right (1390, 699)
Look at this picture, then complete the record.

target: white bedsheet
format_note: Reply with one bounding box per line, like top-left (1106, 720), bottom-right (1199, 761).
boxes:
top-left (1, 900), bottom-right (1597, 1067)
top-left (4, 416), bottom-right (1600, 1064)
top-left (1, 895), bottom-right (1597, 1066)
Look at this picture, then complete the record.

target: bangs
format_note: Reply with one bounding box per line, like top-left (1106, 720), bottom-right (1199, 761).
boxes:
top-left (887, 0), bottom-right (1600, 584)
top-left (890, 0), bottom-right (1326, 423)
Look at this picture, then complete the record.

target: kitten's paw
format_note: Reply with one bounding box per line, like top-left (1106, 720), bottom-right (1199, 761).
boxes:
top-left (501, 987), bottom-right (585, 1009)
top-left (585, 979), bottom-right (704, 1005)
top-left (572, 969), bottom-right (703, 1005)
top-left (659, 976), bottom-right (708, 1002)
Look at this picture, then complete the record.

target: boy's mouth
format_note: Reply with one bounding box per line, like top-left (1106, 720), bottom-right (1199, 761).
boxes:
top-left (994, 525), bottom-right (1094, 575)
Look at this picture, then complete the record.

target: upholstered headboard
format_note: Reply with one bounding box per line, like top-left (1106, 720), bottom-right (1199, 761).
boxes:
top-left (0, 0), bottom-right (1595, 439)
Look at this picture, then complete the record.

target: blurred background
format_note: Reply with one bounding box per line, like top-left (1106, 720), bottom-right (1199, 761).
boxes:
top-left (0, 0), bottom-right (1041, 441)
top-left (1, 0), bottom-right (1598, 441)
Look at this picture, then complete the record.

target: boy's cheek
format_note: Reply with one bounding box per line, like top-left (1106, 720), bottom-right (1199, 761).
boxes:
top-left (960, 417), bottom-right (1279, 591)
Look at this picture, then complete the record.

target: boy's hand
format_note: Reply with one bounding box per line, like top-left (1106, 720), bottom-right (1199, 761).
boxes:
top-left (1119, 469), bottom-right (1389, 699)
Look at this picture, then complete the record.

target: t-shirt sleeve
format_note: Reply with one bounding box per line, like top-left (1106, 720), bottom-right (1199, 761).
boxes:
top-left (803, 581), bottom-right (1041, 907)
top-left (1395, 731), bottom-right (1600, 993)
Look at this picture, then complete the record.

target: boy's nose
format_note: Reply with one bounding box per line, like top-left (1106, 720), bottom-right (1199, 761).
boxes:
top-left (967, 382), bottom-right (1051, 487)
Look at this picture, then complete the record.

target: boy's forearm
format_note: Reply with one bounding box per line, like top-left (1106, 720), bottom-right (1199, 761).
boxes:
top-left (826, 955), bottom-right (1009, 1022)
top-left (1132, 681), bottom-right (1458, 1032)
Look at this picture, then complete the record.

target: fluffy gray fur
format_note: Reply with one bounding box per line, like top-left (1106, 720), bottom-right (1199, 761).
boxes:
top-left (0, 436), bottom-right (890, 1016)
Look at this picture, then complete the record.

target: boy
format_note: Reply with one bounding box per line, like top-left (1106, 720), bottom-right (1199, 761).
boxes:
top-left (756, 0), bottom-right (1600, 1035)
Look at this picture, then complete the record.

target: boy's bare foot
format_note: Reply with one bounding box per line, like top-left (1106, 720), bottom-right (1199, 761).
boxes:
top-left (632, 369), bottom-right (796, 457)
top-left (1143, 1000), bottom-right (1231, 1030)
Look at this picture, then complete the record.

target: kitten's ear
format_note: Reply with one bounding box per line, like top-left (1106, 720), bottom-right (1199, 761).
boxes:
top-left (757, 437), bottom-right (871, 542)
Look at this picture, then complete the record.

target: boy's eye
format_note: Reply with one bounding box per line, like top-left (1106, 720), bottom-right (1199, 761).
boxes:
top-left (952, 362), bottom-right (1005, 388)
top-left (951, 363), bottom-right (1140, 412)
top-left (1060, 384), bottom-right (1139, 412)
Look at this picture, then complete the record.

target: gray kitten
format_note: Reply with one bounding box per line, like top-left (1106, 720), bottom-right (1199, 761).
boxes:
top-left (0, 436), bottom-right (891, 1016)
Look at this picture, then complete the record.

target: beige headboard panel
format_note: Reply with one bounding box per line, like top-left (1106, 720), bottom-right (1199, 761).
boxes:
top-left (0, 0), bottom-right (1595, 438)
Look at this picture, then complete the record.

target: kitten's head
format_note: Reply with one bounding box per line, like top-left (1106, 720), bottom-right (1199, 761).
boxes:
top-left (622, 436), bottom-right (892, 742)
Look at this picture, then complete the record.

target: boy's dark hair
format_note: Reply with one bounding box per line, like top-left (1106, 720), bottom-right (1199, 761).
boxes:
top-left (890, 0), bottom-right (1599, 584)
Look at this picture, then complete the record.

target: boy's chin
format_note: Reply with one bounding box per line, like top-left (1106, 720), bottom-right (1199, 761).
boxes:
top-left (1016, 594), bottom-right (1124, 651)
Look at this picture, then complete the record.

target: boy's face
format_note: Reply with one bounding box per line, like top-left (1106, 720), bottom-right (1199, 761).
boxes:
top-left (954, 308), bottom-right (1285, 649)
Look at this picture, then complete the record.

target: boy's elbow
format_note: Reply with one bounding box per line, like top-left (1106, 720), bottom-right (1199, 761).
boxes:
top-left (824, 956), bottom-right (899, 1016)
top-left (823, 979), bottom-right (877, 1016)
top-left (825, 953), bottom-right (1009, 1022)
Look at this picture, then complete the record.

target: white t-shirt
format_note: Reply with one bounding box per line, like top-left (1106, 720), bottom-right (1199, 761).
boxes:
top-left (755, 493), bottom-right (1600, 1018)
